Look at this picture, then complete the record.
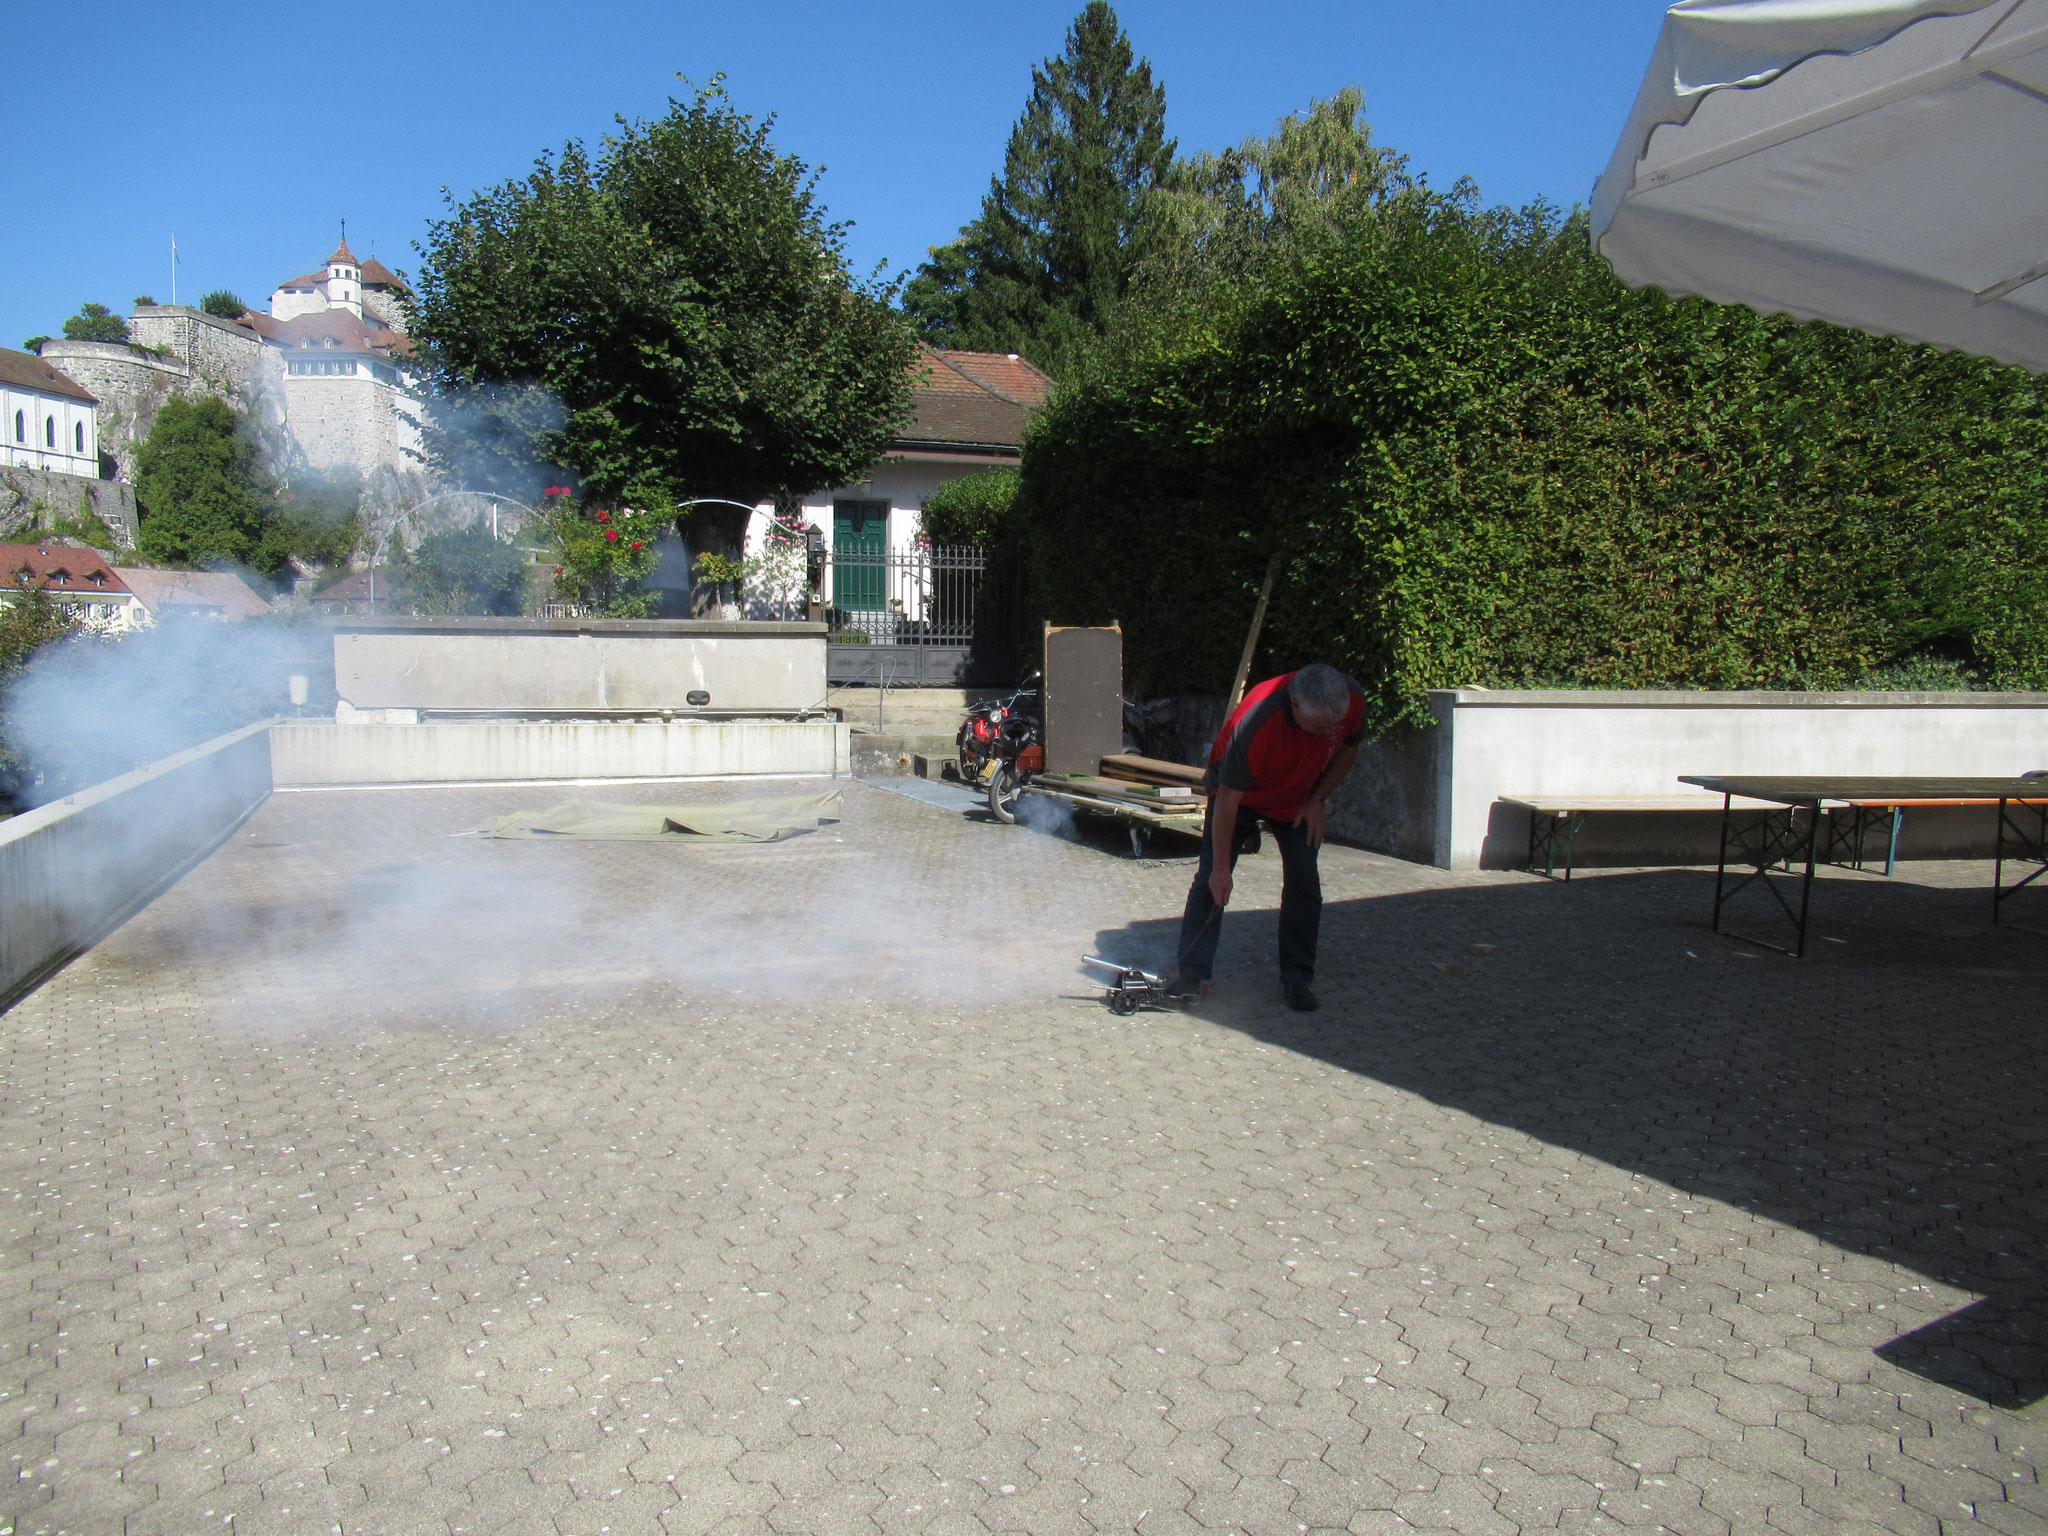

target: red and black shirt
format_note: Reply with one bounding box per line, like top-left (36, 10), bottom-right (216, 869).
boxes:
top-left (1207, 671), bottom-right (1366, 821)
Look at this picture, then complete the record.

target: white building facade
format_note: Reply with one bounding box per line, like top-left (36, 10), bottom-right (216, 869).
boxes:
top-left (733, 350), bottom-right (1053, 628)
top-left (0, 349), bottom-right (99, 477)
top-left (244, 241), bottom-right (421, 481)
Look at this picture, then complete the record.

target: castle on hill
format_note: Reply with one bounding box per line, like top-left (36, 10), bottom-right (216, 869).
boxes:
top-left (35, 240), bottom-right (424, 494)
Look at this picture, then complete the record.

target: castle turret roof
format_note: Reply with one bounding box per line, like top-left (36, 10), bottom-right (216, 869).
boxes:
top-left (327, 240), bottom-right (360, 266)
top-left (358, 257), bottom-right (407, 290)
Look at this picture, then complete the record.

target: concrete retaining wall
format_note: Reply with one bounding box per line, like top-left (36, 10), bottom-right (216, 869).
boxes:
top-left (329, 618), bottom-right (829, 715)
top-left (0, 720), bottom-right (273, 1008)
top-left (1392, 690), bottom-right (2048, 870)
top-left (271, 717), bottom-right (851, 785)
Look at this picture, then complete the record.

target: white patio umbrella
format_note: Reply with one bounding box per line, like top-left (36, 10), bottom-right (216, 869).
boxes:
top-left (1592, 0), bottom-right (2048, 371)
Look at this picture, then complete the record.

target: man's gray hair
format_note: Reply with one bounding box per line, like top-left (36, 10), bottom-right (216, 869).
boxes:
top-left (1288, 663), bottom-right (1351, 721)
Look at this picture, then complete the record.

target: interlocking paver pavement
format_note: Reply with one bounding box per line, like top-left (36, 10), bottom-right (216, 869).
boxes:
top-left (2, 777), bottom-right (2043, 1535)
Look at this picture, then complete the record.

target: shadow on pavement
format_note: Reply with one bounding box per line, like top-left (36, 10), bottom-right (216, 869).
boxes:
top-left (1093, 865), bottom-right (2048, 1408)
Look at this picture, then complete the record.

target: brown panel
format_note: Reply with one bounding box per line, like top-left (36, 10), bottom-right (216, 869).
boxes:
top-left (1043, 624), bottom-right (1122, 776)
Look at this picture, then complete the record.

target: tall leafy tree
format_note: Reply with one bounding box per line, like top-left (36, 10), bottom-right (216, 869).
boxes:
top-left (406, 79), bottom-right (916, 557)
top-left (134, 396), bottom-right (269, 566)
top-left (903, 2), bottom-right (1173, 377)
top-left (1129, 89), bottom-right (1414, 320)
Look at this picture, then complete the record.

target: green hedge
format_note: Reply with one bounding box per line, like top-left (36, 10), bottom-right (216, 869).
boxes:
top-left (1018, 204), bottom-right (2048, 736)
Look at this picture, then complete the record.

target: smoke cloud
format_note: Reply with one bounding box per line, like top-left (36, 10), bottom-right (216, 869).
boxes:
top-left (3, 614), bottom-right (326, 808)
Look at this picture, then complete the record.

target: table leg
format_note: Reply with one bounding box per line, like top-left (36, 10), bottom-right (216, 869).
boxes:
top-left (1885, 807), bottom-right (1902, 877)
top-left (1794, 801), bottom-right (1820, 959)
top-left (1995, 796), bottom-right (2009, 925)
top-left (1711, 793), bottom-right (1731, 934)
top-left (1992, 798), bottom-right (2048, 925)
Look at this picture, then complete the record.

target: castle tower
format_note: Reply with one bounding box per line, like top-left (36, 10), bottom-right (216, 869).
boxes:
top-left (323, 242), bottom-right (363, 319)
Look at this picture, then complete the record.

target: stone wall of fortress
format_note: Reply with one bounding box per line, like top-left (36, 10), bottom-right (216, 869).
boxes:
top-left (35, 341), bottom-right (193, 484)
top-left (37, 307), bottom-right (418, 490)
top-left (274, 366), bottom-right (422, 482)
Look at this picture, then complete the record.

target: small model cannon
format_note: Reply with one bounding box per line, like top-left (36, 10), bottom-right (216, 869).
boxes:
top-left (1082, 955), bottom-right (1197, 1015)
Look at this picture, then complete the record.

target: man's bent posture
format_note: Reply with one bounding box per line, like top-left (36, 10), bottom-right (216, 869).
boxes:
top-left (1175, 664), bottom-right (1364, 1012)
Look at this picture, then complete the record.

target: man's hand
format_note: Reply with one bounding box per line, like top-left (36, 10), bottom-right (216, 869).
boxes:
top-left (1296, 796), bottom-right (1328, 850)
top-left (1208, 864), bottom-right (1233, 908)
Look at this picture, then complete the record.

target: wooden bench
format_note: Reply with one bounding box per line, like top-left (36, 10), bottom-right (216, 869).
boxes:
top-left (1499, 794), bottom-right (1781, 880)
top-left (1503, 790), bottom-right (2028, 881)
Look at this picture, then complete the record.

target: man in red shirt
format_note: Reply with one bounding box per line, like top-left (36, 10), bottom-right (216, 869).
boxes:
top-left (1175, 664), bottom-right (1365, 1012)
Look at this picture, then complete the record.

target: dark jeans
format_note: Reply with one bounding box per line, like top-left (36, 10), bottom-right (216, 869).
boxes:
top-left (1177, 800), bottom-right (1322, 986)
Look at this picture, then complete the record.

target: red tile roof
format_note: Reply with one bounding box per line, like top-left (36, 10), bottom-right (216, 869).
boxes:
top-left (358, 257), bottom-right (407, 290)
top-left (327, 240), bottom-right (360, 266)
top-left (0, 347), bottom-right (97, 405)
top-left (927, 350), bottom-right (1054, 407)
top-left (895, 349), bottom-right (1056, 452)
top-left (115, 567), bottom-right (271, 619)
top-left (0, 542), bottom-right (130, 595)
top-left (244, 309), bottom-right (408, 358)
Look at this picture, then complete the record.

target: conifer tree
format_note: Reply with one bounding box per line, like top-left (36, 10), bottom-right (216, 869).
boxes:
top-left (903, 2), bottom-right (1172, 377)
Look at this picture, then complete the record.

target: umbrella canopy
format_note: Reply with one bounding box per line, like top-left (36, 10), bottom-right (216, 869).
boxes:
top-left (1592, 0), bottom-right (2048, 371)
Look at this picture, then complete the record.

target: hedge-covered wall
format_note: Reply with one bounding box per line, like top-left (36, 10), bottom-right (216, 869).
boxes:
top-left (1018, 203), bottom-right (2048, 737)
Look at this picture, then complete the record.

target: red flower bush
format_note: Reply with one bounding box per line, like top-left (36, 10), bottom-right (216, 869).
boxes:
top-left (630, 540), bottom-right (643, 551)
top-left (595, 510), bottom-right (611, 523)
top-left (605, 528), bottom-right (619, 542)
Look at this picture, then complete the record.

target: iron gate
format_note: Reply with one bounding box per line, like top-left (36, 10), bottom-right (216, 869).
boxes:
top-left (824, 543), bottom-right (1019, 686)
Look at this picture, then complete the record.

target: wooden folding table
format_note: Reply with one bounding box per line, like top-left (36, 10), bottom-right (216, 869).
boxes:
top-left (1677, 776), bottom-right (2048, 956)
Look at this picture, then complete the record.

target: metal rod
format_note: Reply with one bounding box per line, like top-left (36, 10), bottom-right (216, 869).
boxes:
top-left (1794, 803), bottom-right (1820, 958)
top-left (1711, 793), bottom-right (1731, 933)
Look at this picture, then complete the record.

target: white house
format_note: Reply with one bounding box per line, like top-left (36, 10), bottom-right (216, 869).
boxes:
top-left (266, 240), bottom-right (409, 331)
top-left (114, 567), bottom-right (273, 623)
top-left (239, 240), bottom-right (420, 479)
top-left (0, 349), bottom-right (100, 477)
top-left (727, 349), bottom-right (1054, 623)
top-left (0, 541), bottom-right (141, 630)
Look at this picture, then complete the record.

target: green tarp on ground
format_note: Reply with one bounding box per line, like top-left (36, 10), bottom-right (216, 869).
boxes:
top-left (459, 791), bottom-right (841, 843)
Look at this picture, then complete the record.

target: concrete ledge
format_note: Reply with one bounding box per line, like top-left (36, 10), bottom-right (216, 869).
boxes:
top-left (271, 718), bottom-right (851, 786)
top-left (328, 618), bottom-right (829, 714)
top-left (1445, 688), bottom-right (2048, 709)
top-left (0, 720), bottom-right (274, 1009)
top-left (1423, 689), bottom-right (2048, 869)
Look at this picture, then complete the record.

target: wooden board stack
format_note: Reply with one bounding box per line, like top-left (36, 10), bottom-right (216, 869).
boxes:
top-left (1098, 754), bottom-right (1206, 792)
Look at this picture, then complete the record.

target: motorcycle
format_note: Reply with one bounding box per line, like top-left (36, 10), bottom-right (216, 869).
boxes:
top-left (985, 695), bottom-right (1046, 824)
top-left (955, 673), bottom-right (1040, 793)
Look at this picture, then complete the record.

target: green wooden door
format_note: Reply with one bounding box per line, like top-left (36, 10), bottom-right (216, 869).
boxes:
top-left (833, 501), bottom-right (888, 612)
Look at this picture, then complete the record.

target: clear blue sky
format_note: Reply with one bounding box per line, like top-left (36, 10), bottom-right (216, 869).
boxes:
top-left (3, 1), bottom-right (1669, 350)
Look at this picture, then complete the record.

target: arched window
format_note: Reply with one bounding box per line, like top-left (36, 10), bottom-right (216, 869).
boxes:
top-left (74, 422), bottom-right (84, 453)
top-left (45, 417), bottom-right (55, 448)
top-left (11, 410), bottom-right (20, 442)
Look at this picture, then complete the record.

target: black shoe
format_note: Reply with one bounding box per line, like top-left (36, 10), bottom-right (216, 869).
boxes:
top-left (1283, 982), bottom-right (1319, 1013)
top-left (1167, 974), bottom-right (1209, 1006)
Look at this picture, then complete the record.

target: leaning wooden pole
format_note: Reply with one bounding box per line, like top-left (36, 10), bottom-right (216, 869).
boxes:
top-left (1226, 555), bottom-right (1281, 715)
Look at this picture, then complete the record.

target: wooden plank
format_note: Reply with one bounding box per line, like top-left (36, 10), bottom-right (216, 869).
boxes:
top-left (1038, 774), bottom-right (1197, 807)
top-left (1500, 794), bottom-right (1780, 813)
top-left (1044, 625), bottom-right (1122, 776)
top-left (1099, 753), bottom-right (1206, 788)
top-left (1023, 784), bottom-right (1206, 830)
top-left (1680, 774), bottom-right (2048, 805)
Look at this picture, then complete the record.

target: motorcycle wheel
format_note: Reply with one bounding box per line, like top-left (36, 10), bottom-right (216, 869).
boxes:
top-left (988, 764), bottom-right (1024, 824)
